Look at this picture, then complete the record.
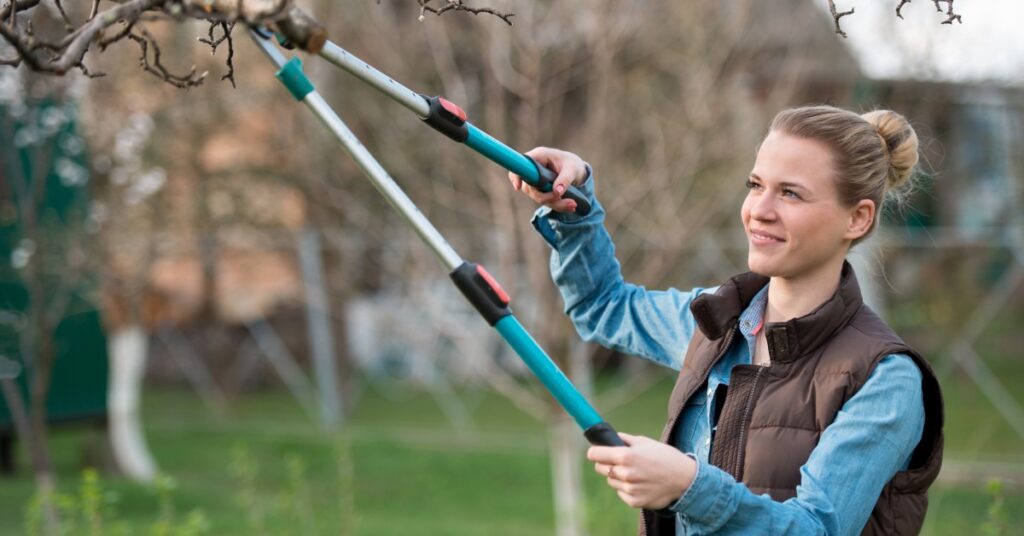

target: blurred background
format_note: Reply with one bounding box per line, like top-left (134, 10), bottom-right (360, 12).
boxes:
top-left (1, 0), bottom-right (1021, 534)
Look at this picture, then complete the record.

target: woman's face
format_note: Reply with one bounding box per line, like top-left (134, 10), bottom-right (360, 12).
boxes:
top-left (741, 131), bottom-right (868, 281)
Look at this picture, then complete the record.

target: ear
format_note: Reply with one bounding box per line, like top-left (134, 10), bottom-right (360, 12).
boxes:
top-left (845, 199), bottom-right (875, 241)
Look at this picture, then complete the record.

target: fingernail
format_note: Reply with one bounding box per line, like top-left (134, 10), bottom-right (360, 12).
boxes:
top-left (567, 202), bottom-right (578, 211)
top-left (555, 185), bottom-right (565, 195)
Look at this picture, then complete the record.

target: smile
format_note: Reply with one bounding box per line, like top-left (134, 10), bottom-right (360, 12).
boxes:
top-left (750, 230), bottom-right (785, 244)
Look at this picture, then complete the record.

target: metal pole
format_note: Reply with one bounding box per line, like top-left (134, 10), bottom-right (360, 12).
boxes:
top-left (250, 31), bottom-right (463, 271)
top-left (318, 41), bottom-right (430, 117)
top-left (302, 92), bottom-right (464, 270)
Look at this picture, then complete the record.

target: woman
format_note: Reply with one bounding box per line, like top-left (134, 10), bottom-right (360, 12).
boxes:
top-left (509, 106), bottom-right (944, 535)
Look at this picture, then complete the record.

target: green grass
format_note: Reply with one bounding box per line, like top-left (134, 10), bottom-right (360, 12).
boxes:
top-left (0, 373), bottom-right (1021, 534)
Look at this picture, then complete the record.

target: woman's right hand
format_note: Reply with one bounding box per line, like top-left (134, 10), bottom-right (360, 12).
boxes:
top-left (508, 147), bottom-right (589, 213)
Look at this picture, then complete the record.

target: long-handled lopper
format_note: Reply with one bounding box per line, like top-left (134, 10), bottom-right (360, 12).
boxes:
top-left (249, 26), bottom-right (623, 447)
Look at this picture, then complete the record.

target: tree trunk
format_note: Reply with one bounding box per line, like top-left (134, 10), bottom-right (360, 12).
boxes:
top-left (549, 411), bottom-right (585, 536)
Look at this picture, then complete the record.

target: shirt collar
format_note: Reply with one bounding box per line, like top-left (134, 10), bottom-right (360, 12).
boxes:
top-left (739, 285), bottom-right (769, 338)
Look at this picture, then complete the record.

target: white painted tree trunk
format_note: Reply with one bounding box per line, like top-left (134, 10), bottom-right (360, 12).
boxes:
top-left (549, 412), bottom-right (585, 536)
top-left (549, 336), bottom-right (595, 536)
top-left (108, 325), bottom-right (157, 482)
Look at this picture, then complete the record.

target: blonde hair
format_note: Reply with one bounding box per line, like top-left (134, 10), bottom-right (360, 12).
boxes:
top-left (769, 105), bottom-right (919, 243)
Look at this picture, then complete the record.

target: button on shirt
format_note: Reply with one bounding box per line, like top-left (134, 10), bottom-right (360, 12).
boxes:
top-left (532, 173), bottom-right (925, 535)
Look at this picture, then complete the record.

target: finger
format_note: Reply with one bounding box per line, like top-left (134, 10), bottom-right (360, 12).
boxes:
top-left (525, 186), bottom-right (564, 207)
top-left (588, 446), bottom-right (624, 465)
top-left (522, 184), bottom-right (559, 206)
top-left (616, 433), bottom-right (638, 446)
top-left (507, 172), bottom-right (522, 192)
top-left (550, 198), bottom-right (579, 214)
top-left (552, 166), bottom-right (578, 197)
top-left (523, 146), bottom-right (554, 168)
top-left (616, 490), bottom-right (643, 509)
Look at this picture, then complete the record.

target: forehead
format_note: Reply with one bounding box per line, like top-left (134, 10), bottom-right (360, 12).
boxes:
top-left (753, 131), bottom-right (836, 190)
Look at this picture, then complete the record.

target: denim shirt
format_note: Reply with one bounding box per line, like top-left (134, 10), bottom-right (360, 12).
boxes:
top-left (531, 174), bottom-right (925, 535)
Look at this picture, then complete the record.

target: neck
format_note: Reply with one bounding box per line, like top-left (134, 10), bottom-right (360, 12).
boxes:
top-left (765, 257), bottom-right (845, 323)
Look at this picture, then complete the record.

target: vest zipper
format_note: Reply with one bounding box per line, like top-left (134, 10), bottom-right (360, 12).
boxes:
top-left (732, 365), bottom-right (766, 479)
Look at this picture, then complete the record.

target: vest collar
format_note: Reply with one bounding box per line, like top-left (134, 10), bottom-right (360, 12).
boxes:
top-left (690, 262), bottom-right (864, 363)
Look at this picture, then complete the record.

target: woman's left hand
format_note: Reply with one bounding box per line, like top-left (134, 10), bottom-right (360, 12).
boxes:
top-left (587, 433), bottom-right (698, 510)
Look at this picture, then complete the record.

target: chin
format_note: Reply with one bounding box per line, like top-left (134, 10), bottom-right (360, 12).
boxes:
top-left (747, 254), bottom-right (780, 277)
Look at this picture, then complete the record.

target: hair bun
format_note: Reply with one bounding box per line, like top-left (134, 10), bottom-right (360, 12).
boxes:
top-left (861, 110), bottom-right (919, 193)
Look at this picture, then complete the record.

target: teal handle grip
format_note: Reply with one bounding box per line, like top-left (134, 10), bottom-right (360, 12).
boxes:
top-left (465, 124), bottom-right (591, 216)
top-left (276, 57), bottom-right (315, 101)
top-left (495, 315), bottom-right (603, 430)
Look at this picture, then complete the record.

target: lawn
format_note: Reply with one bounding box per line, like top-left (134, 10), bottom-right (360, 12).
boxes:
top-left (0, 371), bottom-right (1021, 535)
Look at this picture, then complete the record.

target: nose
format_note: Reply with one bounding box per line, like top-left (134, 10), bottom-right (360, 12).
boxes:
top-left (748, 190), bottom-right (777, 222)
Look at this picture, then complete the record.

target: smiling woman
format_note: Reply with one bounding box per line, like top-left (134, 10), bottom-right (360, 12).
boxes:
top-left (510, 105), bottom-right (944, 535)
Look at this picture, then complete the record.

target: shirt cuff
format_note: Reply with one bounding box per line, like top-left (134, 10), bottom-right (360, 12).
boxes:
top-left (669, 457), bottom-right (736, 528)
top-left (530, 165), bottom-right (598, 247)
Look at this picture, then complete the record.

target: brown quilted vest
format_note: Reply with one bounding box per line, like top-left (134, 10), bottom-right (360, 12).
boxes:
top-left (640, 263), bottom-right (944, 535)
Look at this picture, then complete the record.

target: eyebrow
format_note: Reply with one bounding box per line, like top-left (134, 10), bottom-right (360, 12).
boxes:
top-left (749, 173), bottom-right (809, 192)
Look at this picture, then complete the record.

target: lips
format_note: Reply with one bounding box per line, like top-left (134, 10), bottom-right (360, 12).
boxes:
top-left (749, 229), bottom-right (785, 243)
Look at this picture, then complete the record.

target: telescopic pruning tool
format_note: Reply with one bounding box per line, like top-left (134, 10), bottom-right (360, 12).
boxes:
top-left (250, 14), bottom-right (624, 447)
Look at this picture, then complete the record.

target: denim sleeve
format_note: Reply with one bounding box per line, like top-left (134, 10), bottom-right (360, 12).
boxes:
top-left (530, 170), bottom-right (709, 371)
top-left (670, 353), bottom-right (926, 535)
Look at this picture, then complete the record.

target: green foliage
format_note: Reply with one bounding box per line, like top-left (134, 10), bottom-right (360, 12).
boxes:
top-left (980, 478), bottom-right (1009, 536)
top-left (24, 469), bottom-right (208, 536)
top-left (4, 386), bottom-right (1023, 534)
top-left (228, 438), bottom-right (357, 536)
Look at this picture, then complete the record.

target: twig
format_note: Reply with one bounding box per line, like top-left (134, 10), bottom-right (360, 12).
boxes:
top-left (896, 0), bottom-right (912, 19)
top-left (826, 0), bottom-right (854, 38)
top-left (52, 0), bottom-right (72, 30)
top-left (933, 0), bottom-right (962, 24)
top-left (2, 0), bottom-right (39, 24)
top-left (128, 26), bottom-right (207, 89)
top-left (417, 0), bottom-right (514, 26)
top-left (74, 60), bottom-right (104, 78)
top-left (98, 20), bottom-right (134, 51)
top-left (199, 20), bottom-right (235, 88)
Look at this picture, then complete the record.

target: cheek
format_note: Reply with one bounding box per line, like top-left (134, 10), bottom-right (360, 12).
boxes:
top-left (792, 207), bottom-right (846, 247)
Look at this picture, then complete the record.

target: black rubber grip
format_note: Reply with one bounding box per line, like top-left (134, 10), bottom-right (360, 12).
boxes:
top-left (584, 422), bottom-right (627, 446)
top-left (450, 262), bottom-right (512, 326)
top-left (531, 157), bottom-right (592, 217)
top-left (561, 185), bottom-right (592, 216)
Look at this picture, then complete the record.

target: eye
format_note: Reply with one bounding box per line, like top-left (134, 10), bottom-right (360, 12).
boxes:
top-left (782, 188), bottom-right (802, 200)
top-left (745, 179), bottom-right (762, 190)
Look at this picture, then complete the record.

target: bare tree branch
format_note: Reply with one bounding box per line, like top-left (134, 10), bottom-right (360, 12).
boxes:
top-left (896, 0), bottom-right (912, 19)
top-left (128, 26), bottom-right (207, 88)
top-left (52, 0), bottom-right (73, 30)
top-left (198, 21), bottom-right (236, 87)
top-left (838, 0), bottom-right (965, 36)
top-left (827, 0), bottom-right (855, 38)
top-left (1, 0), bottom-right (40, 23)
top-left (0, 0), bottom-right (164, 74)
top-left (934, 0), bottom-right (962, 24)
top-left (414, 0), bottom-right (514, 26)
top-left (0, 0), bottom-right (293, 87)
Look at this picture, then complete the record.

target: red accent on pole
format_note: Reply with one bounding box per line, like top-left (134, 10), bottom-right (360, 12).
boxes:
top-left (476, 265), bottom-right (510, 305)
top-left (439, 98), bottom-right (468, 123)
